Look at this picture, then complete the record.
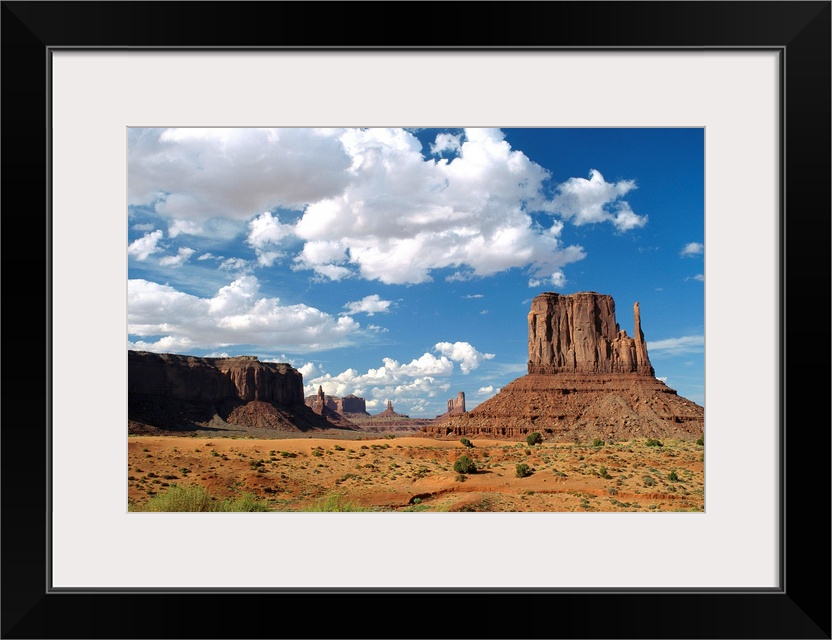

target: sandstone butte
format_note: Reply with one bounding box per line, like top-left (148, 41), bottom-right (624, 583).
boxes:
top-left (128, 352), bottom-right (355, 433)
top-left (421, 291), bottom-right (704, 442)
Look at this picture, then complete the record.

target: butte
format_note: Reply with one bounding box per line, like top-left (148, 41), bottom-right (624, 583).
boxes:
top-left (422, 291), bottom-right (704, 442)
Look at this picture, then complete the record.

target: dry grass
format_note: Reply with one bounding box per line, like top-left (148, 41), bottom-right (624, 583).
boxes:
top-left (127, 434), bottom-right (704, 512)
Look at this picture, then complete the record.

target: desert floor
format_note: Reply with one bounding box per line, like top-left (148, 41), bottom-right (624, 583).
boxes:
top-left (127, 433), bottom-right (704, 512)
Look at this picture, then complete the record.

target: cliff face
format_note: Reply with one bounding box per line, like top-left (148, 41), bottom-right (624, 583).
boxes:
top-left (128, 351), bottom-right (237, 403)
top-left (213, 357), bottom-right (304, 404)
top-left (128, 352), bottom-right (304, 404)
top-left (128, 351), bottom-right (350, 432)
top-left (423, 291), bottom-right (702, 442)
top-left (527, 292), bottom-right (654, 376)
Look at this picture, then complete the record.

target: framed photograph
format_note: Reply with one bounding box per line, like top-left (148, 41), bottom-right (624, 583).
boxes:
top-left (3, 2), bottom-right (829, 638)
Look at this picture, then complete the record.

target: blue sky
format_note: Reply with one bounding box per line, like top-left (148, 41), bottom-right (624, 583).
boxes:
top-left (128, 128), bottom-right (704, 417)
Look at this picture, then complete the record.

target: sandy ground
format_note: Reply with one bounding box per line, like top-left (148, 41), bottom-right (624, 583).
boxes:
top-left (128, 433), bottom-right (704, 512)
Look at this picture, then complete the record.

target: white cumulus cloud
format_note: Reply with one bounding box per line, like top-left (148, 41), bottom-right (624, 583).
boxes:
top-left (159, 247), bottom-right (196, 268)
top-left (342, 294), bottom-right (393, 316)
top-left (681, 242), bottom-right (704, 256)
top-left (127, 230), bottom-right (163, 261)
top-left (434, 341), bottom-right (495, 374)
top-left (547, 169), bottom-right (647, 230)
top-left (127, 275), bottom-right (361, 353)
top-left (128, 128), bottom-right (352, 219)
top-left (430, 132), bottom-right (462, 155)
top-left (246, 211), bottom-right (295, 266)
top-left (129, 127), bottom-right (604, 286)
top-left (292, 128), bottom-right (586, 285)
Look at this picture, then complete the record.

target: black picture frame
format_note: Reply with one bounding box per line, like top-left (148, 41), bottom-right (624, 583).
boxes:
top-left (2, 2), bottom-right (829, 638)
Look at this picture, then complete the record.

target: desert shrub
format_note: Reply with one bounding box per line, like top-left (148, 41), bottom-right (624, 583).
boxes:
top-left (280, 451), bottom-right (296, 458)
top-left (453, 455), bottom-right (477, 474)
top-left (220, 492), bottom-right (271, 512)
top-left (695, 437), bottom-right (704, 446)
top-left (645, 438), bottom-right (663, 447)
top-left (515, 463), bottom-right (531, 478)
top-left (667, 470), bottom-right (679, 482)
top-left (459, 437), bottom-right (474, 448)
top-left (526, 432), bottom-right (543, 446)
top-left (333, 444), bottom-right (345, 451)
top-left (143, 484), bottom-right (214, 512)
top-left (311, 449), bottom-right (324, 457)
top-left (599, 466), bottom-right (612, 479)
top-left (303, 492), bottom-right (371, 512)
top-left (592, 438), bottom-right (605, 447)
top-left (642, 475), bottom-right (657, 487)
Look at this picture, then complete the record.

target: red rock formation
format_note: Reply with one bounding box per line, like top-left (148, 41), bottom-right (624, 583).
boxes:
top-left (304, 392), bottom-right (370, 416)
top-left (422, 292), bottom-right (703, 442)
top-left (527, 292), bottom-right (654, 376)
top-left (447, 391), bottom-right (466, 414)
top-left (376, 400), bottom-right (408, 418)
top-left (432, 391), bottom-right (467, 422)
top-left (128, 351), bottom-right (353, 432)
top-left (340, 394), bottom-right (369, 415)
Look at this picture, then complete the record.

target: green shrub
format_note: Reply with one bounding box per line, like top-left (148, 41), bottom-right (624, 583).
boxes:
top-left (333, 444), bottom-right (345, 451)
top-left (453, 455), bottom-right (477, 474)
top-left (642, 475), bottom-right (657, 487)
top-left (303, 492), bottom-right (371, 512)
top-left (142, 484), bottom-right (214, 512)
top-left (220, 492), bottom-right (271, 512)
top-left (599, 466), bottom-right (612, 479)
top-left (592, 438), bottom-right (605, 447)
top-left (667, 470), bottom-right (679, 482)
top-left (459, 437), bottom-right (474, 448)
top-left (695, 436), bottom-right (704, 446)
top-left (515, 463), bottom-right (531, 478)
top-left (645, 438), bottom-right (663, 447)
top-left (526, 432), bottom-right (543, 446)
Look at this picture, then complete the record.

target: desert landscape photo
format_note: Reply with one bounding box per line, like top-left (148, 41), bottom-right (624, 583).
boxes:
top-left (127, 127), bottom-right (704, 512)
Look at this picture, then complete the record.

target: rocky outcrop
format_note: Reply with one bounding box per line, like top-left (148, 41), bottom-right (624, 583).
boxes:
top-left (422, 292), bottom-right (703, 442)
top-left (447, 392), bottom-right (466, 414)
top-left (304, 391), bottom-right (370, 416)
top-left (340, 394), bottom-right (368, 415)
top-left (527, 292), bottom-right (654, 376)
top-left (433, 391), bottom-right (467, 421)
top-left (128, 351), bottom-right (353, 433)
top-left (376, 400), bottom-right (408, 418)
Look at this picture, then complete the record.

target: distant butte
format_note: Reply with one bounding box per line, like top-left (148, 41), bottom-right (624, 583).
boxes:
top-left (421, 291), bottom-right (704, 442)
top-left (127, 351), bottom-right (355, 433)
